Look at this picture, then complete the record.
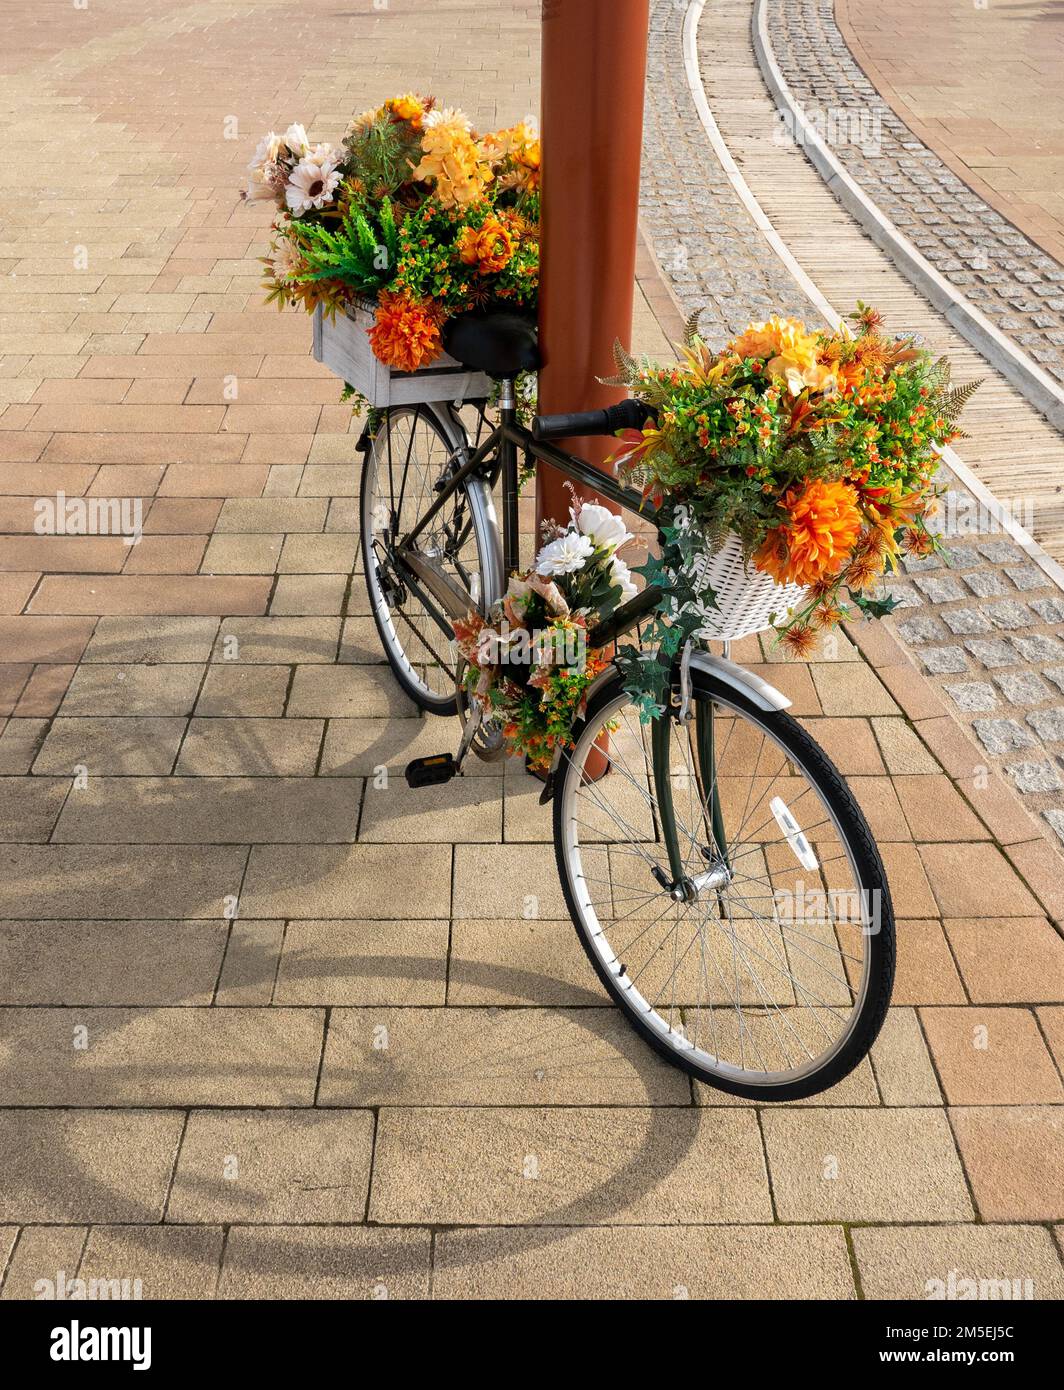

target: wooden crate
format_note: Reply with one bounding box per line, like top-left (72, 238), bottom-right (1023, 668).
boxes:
top-left (312, 299), bottom-right (492, 407)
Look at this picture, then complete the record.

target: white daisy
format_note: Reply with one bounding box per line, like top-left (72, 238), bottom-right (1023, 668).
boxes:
top-left (535, 531), bottom-right (594, 576)
top-left (284, 146), bottom-right (342, 215)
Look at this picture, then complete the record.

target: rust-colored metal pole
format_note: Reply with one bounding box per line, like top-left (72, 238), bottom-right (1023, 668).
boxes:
top-left (537, 0), bottom-right (651, 534)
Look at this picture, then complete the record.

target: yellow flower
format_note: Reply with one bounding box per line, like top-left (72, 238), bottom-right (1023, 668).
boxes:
top-left (412, 125), bottom-right (493, 207)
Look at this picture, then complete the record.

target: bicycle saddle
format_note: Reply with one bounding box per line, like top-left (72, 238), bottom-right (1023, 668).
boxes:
top-left (442, 310), bottom-right (540, 377)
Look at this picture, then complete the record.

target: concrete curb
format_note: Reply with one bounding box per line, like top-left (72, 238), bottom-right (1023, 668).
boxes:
top-left (679, 0), bottom-right (1064, 598)
top-left (750, 0), bottom-right (1064, 438)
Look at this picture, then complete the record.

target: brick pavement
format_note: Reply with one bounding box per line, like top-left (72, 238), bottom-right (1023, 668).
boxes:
top-left (0, 0), bottom-right (1062, 1302)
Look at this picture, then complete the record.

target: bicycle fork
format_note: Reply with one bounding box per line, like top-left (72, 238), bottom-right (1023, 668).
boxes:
top-left (651, 649), bottom-right (732, 904)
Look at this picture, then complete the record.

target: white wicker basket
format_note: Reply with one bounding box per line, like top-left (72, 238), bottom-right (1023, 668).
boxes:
top-left (693, 531), bottom-right (807, 641)
top-left (312, 299), bottom-right (492, 407)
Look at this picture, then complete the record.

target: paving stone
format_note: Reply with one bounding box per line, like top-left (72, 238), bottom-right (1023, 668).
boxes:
top-left (0, 719), bottom-right (47, 775)
top-left (942, 681), bottom-right (997, 714)
top-left (0, 1110), bottom-right (183, 1222)
top-left (918, 842), bottom-right (1042, 916)
top-left (869, 1006), bottom-right (943, 1106)
top-left (212, 617), bottom-right (340, 665)
top-left (195, 665), bottom-right (290, 717)
top-left (168, 1110), bottom-right (375, 1223)
top-left (1031, 597), bottom-right (1064, 624)
top-left (1044, 809), bottom-right (1064, 846)
top-left (60, 663), bottom-right (204, 716)
top-left (945, 918), bottom-right (1064, 1004)
top-left (287, 665), bottom-right (417, 718)
top-left (0, 1226), bottom-right (87, 1301)
top-left (1046, 668), bottom-right (1064, 696)
top-left (319, 717), bottom-right (502, 779)
top-left (319, 1007), bottom-right (689, 1107)
top-left (994, 670), bottom-right (1052, 705)
top-left (82, 617), bottom-right (218, 665)
top-left (242, 843), bottom-right (451, 919)
top-left (432, 1223), bottom-right (855, 1299)
top-left (78, 1226), bottom-right (224, 1301)
top-left (0, 844), bottom-right (247, 918)
top-left (215, 920), bottom-right (286, 1006)
top-left (54, 775), bottom-right (364, 844)
top-left (897, 614), bottom-right (947, 645)
top-left (987, 601), bottom-right (1036, 629)
top-left (370, 1107), bottom-right (771, 1226)
top-left (941, 608), bottom-right (992, 636)
top-left (1027, 708), bottom-right (1064, 742)
top-left (1011, 634), bottom-right (1064, 662)
top-left (219, 1226), bottom-right (431, 1300)
top-left (275, 919), bottom-right (449, 1005)
top-left (0, 1007), bottom-right (324, 1107)
top-left (359, 777), bottom-right (503, 843)
top-left (885, 923), bottom-right (966, 1006)
top-left (761, 1109), bottom-right (972, 1222)
top-left (453, 843), bottom-right (569, 919)
top-left (34, 714), bottom-right (189, 776)
top-left (448, 920), bottom-right (616, 1007)
top-left (914, 575), bottom-right (966, 603)
top-left (1006, 759), bottom-right (1064, 794)
top-left (853, 1224), bottom-right (1064, 1301)
top-left (950, 1107), bottom-right (1064, 1221)
top-left (920, 1006), bottom-right (1064, 1104)
top-left (1006, 565), bottom-right (1049, 591)
top-left (971, 718), bottom-right (1039, 756)
top-left (961, 571), bottom-right (1008, 599)
top-left (175, 718), bottom-right (324, 775)
top-left (964, 637), bottom-right (1017, 669)
top-left (869, 719), bottom-right (939, 774)
top-left (919, 646), bottom-right (967, 675)
top-left (270, 574), bottom-right (348, 616)
top-left (0, 921), bottom-right (226, 1005)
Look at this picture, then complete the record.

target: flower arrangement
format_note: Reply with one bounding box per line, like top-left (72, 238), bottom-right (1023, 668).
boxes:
top-left (603, 304), bottom-right (978, 709)
top-left (453, 498), bottom-right (637, 772)
top-left (244, 96), bottom-right (540, 373)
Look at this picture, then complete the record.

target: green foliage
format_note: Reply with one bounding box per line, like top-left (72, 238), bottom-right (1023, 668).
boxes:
top-left (342, 113), bottom-right (422, 199)
top-left (290, 196), bottom-right (399, 295)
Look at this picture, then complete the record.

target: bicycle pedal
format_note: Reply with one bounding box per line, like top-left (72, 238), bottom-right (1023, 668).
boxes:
top-left (405, 753), bottom-right (457, 789)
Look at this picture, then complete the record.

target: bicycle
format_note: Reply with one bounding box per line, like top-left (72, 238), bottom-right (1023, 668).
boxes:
top-left (357, 311), bottom-right (895, 1101)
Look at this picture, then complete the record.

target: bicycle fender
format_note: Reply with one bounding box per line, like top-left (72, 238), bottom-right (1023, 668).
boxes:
top-left (688, 650), bottom-right (792, 713)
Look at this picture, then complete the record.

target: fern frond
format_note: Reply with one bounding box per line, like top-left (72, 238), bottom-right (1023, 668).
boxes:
top-left (683, 308), bottom-right (703, 348)
top-left (942, 378), bottom-right (982, 423)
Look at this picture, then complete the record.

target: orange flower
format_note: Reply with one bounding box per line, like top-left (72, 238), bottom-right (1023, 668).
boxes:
top-left (368, 291), bottom-right (441, 373)
top-left (385, 93), bottom-right (426, 129)
top-left (457, 216), bottom-right (515, 274)
top-left (754, 478), bottom-right (863, 588)
top-left (779, 624), bottom-right (818, 658)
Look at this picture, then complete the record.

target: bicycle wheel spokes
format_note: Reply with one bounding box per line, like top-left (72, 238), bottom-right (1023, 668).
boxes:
top-left (559, 686), bottom-right (875, 1090)
top-left (363, 408), bottom-right (483, 708)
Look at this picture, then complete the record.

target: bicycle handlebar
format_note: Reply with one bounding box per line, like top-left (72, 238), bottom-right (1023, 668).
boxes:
top-left (531, 398), bottom-right (656, 441)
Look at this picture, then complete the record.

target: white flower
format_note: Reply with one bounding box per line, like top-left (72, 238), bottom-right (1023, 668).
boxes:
top-left (423, 107), bottom-right (472, 132)
top-left (575, 502), bottom-right (633, 552)
top-left (282, 123), bottom-right (310, 157)
top-left (285, 147), bottom-right (343, 215)
top-left (270, 236), bottom-right (302, 281)
top-left (610, 556), bottom-right (639, 603)
top-left (535, 531), bottom-right (594, 576)
top-left (248, 131), bottom-right (282, 172)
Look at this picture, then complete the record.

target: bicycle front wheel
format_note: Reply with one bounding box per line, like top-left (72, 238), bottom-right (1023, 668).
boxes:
top-left (553, 666), bottom-right (895, 1100)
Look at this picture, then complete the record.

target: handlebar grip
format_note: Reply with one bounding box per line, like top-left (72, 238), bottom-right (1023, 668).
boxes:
top-left (531, 398), bottom-right (656, 441)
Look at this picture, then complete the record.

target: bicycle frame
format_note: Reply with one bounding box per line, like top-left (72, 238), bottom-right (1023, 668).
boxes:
top-left (379, 390), bottom-right (724, 896)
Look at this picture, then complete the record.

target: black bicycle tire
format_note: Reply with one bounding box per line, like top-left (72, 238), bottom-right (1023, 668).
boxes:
top-left (552, 666), bottom-right (896, 1101)
top-left (360, 406), bottom-right (487, 718)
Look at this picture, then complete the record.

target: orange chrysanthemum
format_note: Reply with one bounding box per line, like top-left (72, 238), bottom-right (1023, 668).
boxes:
top-left (385, 93), bottom-right (426, 129)
top-left (754, 478), bottom-right (863, 588)
top-left (779, 624), bottom-right (818, 658)
top-left (368, 291), bottom-right (441, 373)
top-left (457, 216), bottom-right (515, 274)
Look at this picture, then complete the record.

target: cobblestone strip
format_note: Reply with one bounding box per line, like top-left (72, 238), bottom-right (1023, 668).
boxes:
top-left (639, 0), bottom-right (1064, 843)
top-left (764, 0), bottom-right (1064, 391)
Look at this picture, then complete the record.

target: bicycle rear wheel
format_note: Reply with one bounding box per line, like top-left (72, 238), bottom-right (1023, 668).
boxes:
top-left (552, 666), bottom-right (895, 1100)
top-left (360, 404), bottom-right (502, 715)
